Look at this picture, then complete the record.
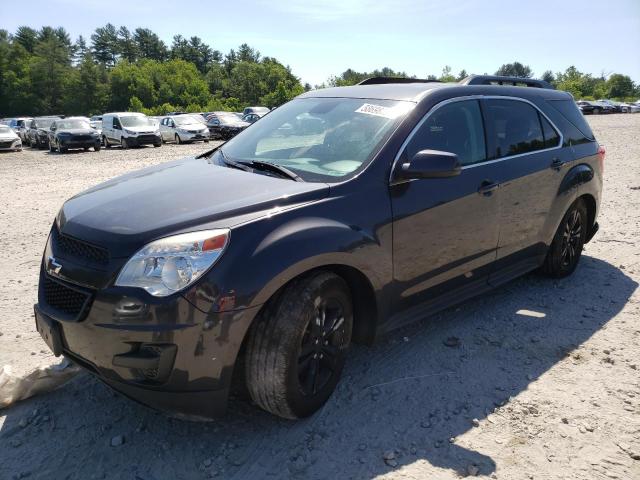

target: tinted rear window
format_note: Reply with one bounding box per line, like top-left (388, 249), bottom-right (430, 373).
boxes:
top-left (484, 99), bottom-right (545, 158)
top-left (547, 100), bottom-right (594, 140)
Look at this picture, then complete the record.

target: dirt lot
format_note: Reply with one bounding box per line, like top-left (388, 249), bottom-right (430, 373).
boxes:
top-left (0, 116), bottom-right (639, 480)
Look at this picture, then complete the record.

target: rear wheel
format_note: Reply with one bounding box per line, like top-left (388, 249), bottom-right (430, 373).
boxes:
top-left (542, 199), bottom-right (588, 278)
top-left (245, 272), bottom-right (353, 419)
top-left (593, 108), bottom-right (601, 115)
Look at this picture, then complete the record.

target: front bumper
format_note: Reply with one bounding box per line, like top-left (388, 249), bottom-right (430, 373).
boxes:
top-left (58, 137), bottom-right (100, 149)
top-left (125, 134), bottom-right (161, 146)
top-left (35, 272), bottom-right (260, 419)
top-left (179, 131), bottom-right (210, 142)
top-left (0, 140), bottom-right (21, 151)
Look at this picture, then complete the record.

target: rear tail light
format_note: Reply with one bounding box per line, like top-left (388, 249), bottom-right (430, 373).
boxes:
top-left (597, 145), bottom-right (605, 174)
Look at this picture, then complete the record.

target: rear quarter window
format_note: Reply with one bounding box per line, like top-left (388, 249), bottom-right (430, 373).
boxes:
top-left (547, 99), bottom-right (595, 140)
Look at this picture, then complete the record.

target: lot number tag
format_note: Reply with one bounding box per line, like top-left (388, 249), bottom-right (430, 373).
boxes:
top-left (355, 103), bottom-right (406, 119)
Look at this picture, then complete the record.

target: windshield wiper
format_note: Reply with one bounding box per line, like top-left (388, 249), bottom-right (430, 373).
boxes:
top-left (240, 160), bottom-right (304, 182)
top-left (218, 148), bottom-right (252, 172)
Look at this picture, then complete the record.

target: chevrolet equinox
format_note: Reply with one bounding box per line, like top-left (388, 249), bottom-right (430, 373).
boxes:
top-left (35, 75), bottom-right (603, 419)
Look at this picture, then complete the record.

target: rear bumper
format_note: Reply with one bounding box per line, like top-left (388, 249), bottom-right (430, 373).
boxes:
top-left (34, 281), bottom-right (260, 418)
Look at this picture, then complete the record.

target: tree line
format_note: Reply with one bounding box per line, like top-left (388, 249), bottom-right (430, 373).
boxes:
top-left (330, 62), bottom-right (640, 102)
top-left (0, 25), bottom-right (307, 116)
top-left (328, 62), bottom-right (639, 101)
top-left (1, 26), bottom-right (638, 118)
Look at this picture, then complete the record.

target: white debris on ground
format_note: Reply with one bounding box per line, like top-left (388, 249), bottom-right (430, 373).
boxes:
top-left (0, 118), bottom-right (638, 479)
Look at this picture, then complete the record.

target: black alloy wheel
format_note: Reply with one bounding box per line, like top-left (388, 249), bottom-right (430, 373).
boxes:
top-left (298, 298), bottom-right (348, 396)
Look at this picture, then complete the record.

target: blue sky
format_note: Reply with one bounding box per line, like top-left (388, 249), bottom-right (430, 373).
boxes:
top-left (2, 0), bottom-right (639, 85)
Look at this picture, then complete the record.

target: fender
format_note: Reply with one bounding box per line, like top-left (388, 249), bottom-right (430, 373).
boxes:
top-left (187, 200), bottom-right (394, 319)
top-left (558, 163), bottom-right (594, 195)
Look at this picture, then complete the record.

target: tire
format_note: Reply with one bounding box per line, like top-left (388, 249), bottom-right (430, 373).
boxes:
top-left (245, 271), bottom-right (353, 419)
top-left (49, 142), bottom-right (55, 153)
top-left (593, 108), bottom-right (601, 115)
top-left (84, 147), bottom-right (90, 151)
top-left (103, 136), bottom-right (110, 148)
top-left (175, 134), bottom-right (181, 145)
top-left (153, 142), bottom-right (161, 148)
top-left (121, 137), bottom-right (128, 149)
top-left (33, 137), bottom-right (40, 149)
top-left (542, 199), bottom-right (588, 278)
top-left (94, 144), bottom-right (101, 152)
top-left (60, 146), bottom-right (68, 153)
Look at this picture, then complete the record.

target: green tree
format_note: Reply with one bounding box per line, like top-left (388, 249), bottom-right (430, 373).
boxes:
top-left (495, 62), bottom-right (533, 78)
top-left (14, 26), bottom-right (38, 53)
top-left (91, 23), bottom-right (119, 66)
top-left (605, 74), bottom-right (634, 98)
top-left (134, 28), bottom-right (168, 61)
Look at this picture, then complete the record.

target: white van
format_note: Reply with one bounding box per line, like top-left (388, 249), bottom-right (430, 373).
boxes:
top-left (102, 112), bottom-right (162, 149)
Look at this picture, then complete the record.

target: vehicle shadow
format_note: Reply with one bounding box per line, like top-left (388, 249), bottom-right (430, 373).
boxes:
top-left (0, 255), bottom-right (637, 480)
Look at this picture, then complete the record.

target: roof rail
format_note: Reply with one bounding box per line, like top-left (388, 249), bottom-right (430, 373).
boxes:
top-left (459, 75), bottom-right (555, 90)
top-left (358, 77), bottom-right (441, 85)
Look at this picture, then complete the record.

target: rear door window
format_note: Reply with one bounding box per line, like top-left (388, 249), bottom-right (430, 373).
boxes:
top-left (484, 99), bottom-right (546, 158)
top-left (540, 114), bottom-right (560, 148)
top-left (405, 99), bottom-right (486, 166)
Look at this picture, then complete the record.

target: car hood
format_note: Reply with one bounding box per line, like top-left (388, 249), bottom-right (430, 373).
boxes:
top-left (177, 123), bottom-right (207, 130)
top-left (0, 132), bottom-right (18, 140)
top-left (122, 125), bottom-right (158, 133)
top-left (57, 128), bottom-right (96, 135)
top-left (58, 156), bottom-right (330, 257)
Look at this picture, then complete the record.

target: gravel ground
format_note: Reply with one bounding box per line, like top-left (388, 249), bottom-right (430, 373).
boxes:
top-left (0, 116), bottom-right (639, 480)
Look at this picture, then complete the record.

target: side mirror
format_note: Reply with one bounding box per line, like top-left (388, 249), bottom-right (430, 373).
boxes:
top-left (400, 149), bottom-right (461, 179)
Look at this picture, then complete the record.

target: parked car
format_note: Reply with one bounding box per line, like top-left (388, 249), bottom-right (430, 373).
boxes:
top-left (159, 114), bottom-right (210, 144)
top-left (576, 100), bottom-right (605, 115)
top-left (206, 111), bottom-right (250, 139)
top-left (242, 106), bottom-right (270, 117)
top-left (620, 102), bottom-right (640, 113)
top-left (242, 113), bottom-right (263, 124)
top-left (101, 112), bottom-right (162, 149)
top-left (6, 117), bottom-right (32, 142)
top-left (48, 117), bottom-right (101, 153)
top-left (27, 117), bottom-right (60, 148)
top-left (0, 124), bottom-right (22, 151)
top-left (35, 76), bottom-right (602, 420)
top-left (597, 99), bottom-right (622, 113)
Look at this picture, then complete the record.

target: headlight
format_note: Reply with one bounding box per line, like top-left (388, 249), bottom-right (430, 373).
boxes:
top-left (177, 128), bottom-right (189, 134)
top-left (124, 129), bottom-right (137, 135)
top-left (115, 229), bottom-right (229, 297)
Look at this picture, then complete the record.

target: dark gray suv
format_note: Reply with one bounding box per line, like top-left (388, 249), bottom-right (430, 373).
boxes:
top-left (35, 75), bottom-right (603, 419)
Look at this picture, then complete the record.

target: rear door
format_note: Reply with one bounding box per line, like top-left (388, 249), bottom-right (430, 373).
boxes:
top-left (390, 99), bottom-right (501, 312)
top-left (482, 98), bottom-right (568, 283)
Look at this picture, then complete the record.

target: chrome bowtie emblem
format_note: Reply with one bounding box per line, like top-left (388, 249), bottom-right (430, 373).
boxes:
top-left (47, 256), bottom-right (62, 275)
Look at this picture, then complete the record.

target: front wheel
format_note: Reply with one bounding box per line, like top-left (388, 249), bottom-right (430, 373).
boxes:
top-left (94, 144), bottom-right (101, 152)
top-left (542, 199), bottom-right (588, 278)
top-left (245, 272), bottom-right (353, 419)
top-left (121, 137), bottom-right (128, 149)
top-left (175, 134), bottom-right (182, 145)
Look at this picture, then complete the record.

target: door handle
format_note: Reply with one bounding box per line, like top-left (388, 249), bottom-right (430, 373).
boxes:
top-left (550, 157), bottom-right (564, 170)
top-left (478, 180), bottom-right (499, 196)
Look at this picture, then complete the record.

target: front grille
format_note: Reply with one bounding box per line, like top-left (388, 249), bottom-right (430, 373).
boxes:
top-left (51, 227), bottom-right (109, 265)
top-left (0, 140), bottom-right (13, 148)
top-left (136, 135), bottom-right (157, 144)
top-left (70, 135), bottom-right (92, 141)
top-left (42, 275), bottom-right (92, 319)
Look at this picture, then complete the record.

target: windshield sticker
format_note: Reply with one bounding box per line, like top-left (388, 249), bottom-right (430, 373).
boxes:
top-left (355, 103), bottom-right (409, 119)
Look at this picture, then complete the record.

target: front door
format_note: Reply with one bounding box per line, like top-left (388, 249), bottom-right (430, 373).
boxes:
top-left (390, 99), bottom-right (501, 312)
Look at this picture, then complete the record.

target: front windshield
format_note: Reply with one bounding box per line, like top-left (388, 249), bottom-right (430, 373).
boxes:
top-left (221, 97), bottom-right (414, 182)
top-left (120, 116), bottom-right (154, 128)
top-left (215, 112), bottom-right (241, 122)
top-left (35, 118), bottom-right (55, 128)
top-left (56, 119), bottom-right (90, 130)
top-left (173, 115), bottom-right (205, 126)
